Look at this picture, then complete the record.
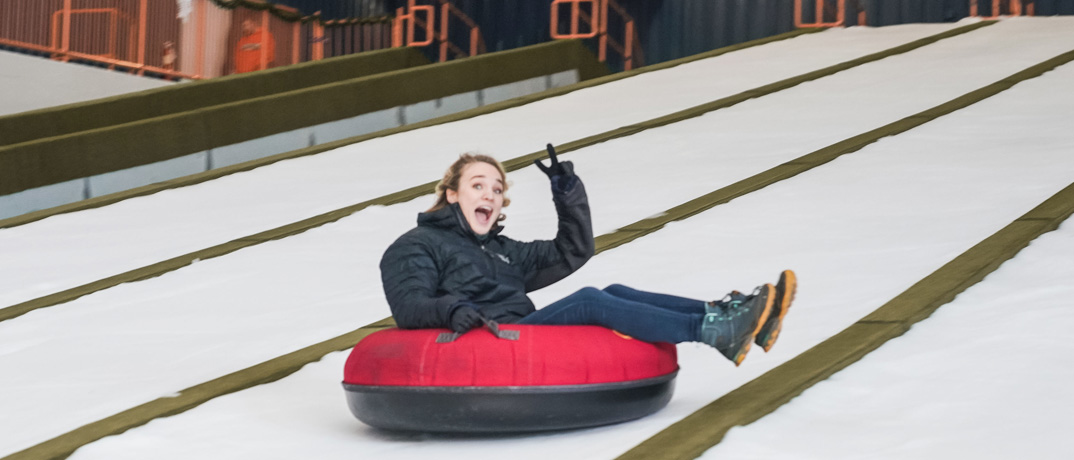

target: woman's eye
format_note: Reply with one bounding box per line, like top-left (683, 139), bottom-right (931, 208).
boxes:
top-left (474, 184), bottom-right (482, 190)
top-left (494, 188), bottom-right (502, 194)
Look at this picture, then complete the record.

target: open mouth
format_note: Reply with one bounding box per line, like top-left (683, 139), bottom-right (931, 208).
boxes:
top-left (474, 206), bottom-right (493, 226)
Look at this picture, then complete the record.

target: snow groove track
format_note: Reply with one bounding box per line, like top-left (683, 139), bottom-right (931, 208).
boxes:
top-left (5, 16), bottom-right (1074, 460)
top-left (0, 22), bottom-right (976, 316)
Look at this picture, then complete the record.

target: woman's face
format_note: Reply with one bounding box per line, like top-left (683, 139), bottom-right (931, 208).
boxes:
top-left (446, 162), bottom-right (505, 235)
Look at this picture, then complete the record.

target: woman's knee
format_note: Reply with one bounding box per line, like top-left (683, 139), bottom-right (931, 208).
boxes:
top-left (603, 283), bottom-right (636, 297)
top-left (574, 286), bottom-right (604, 299)
top-left (557, 287), bottom-right (610, 307)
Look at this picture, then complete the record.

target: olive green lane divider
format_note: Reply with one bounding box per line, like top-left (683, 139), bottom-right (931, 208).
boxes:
top-left (0, 47), bottom-right (431, 148)
top-left (0, 27), bottom-right (823, 230)
top-left (5, 24), bottom-right (1030, 460)
top-left (615, 57), bottom-right (1074, 460)
top-left (0, 22), bottom-right (991, 327)
top-left (0, 39), bottom-right (610, 197)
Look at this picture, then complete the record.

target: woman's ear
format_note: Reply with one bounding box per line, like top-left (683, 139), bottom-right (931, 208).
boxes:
top-left (446, 188), bottom-right (458, 204)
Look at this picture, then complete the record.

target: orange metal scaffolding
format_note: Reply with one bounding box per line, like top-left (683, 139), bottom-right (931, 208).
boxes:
top-left (392, 0), bottom-right (484, 62)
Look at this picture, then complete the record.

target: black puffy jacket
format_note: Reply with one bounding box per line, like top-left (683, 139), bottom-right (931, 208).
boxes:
top-left (380, 176), bottom-right (594, 328)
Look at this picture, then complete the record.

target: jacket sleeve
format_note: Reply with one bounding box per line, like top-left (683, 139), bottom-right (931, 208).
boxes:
top-left (379, 234), bottom-right (463, 329)
top-left (512, 173), bottom-right (595, 292)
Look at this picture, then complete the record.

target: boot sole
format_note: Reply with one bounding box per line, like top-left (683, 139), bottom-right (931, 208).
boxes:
top-left (757, 270), bottom-right (797, 352)
top-left (732, 283), bottom-right (775, 366)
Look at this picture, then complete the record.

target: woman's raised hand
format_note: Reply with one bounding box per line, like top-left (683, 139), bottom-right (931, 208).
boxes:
top-left (535, 143), bottom-right (577, 192)
top-left (535, 143), bottom-right (568, 178)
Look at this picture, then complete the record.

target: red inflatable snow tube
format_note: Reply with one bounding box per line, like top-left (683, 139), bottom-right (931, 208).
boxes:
top-left (342, 324), bottom-right (679, 432)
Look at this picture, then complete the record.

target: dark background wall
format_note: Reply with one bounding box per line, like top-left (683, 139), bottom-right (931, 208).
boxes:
top-left (275, 0), bottom-right (1074, 67)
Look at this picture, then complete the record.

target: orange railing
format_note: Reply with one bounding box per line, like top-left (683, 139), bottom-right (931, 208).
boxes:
top-left (0, 0), bottom-right (190, 78)
top-left (0, 0), bottom-right (394, 80)
top-left (551, 0), bottom-right (600, 39)
top-left (392, 0), bottom-right (484, 62)
top-left (392, 1), bottom-right (435, 48)
top-left (437, 1), bottom-right (485, 62)
top-left (48, 7), bottom-right (134, 61)
top-left (970, 0), bottom-right (1034, 18)
top-left (550, 0), bottom-right (642, 70)
top-left (795, 0), bottom-right (847, 28)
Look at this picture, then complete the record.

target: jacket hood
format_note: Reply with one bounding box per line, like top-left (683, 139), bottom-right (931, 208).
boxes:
top-left (418, 203), bottom-right (503, 241)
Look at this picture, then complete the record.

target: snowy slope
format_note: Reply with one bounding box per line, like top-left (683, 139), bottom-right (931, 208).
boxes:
top-left (0, 16), bottom-right (1072, 458)
top-left (0, 21), bottom-right (976, 310)
top-left (59, 28), bottom-right (1074, 460)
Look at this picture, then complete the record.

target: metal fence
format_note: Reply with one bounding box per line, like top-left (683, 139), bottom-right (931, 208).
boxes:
top-left (0, 0), bottom-right (393, 79)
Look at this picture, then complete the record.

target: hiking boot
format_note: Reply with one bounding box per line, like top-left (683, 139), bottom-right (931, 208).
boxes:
top-left (755, 270), bottom-right (797, 352)
top-left (700, 284), bottom-right (775, 366)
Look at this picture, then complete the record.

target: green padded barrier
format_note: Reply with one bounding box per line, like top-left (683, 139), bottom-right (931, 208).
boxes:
top-left (0, 47), bottom-right (429, 148)
top-left (2, 25), bottom-right (1031, 460)
top-left (0, 23), bottom-right (993, 323)
top-left (0, 39), bottom-right (607, 196)
top-left (0, 27), bottom-right (823, 229)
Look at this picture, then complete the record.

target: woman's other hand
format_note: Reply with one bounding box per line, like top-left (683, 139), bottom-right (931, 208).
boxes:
top-left (449, 303), bottom-right (483, 333)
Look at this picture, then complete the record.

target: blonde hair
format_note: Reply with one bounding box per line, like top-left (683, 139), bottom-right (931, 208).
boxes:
top-left (428, 154), bottom-right (511, 221)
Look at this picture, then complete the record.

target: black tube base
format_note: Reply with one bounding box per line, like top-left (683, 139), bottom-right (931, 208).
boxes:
top-left (343, 371), bottom-right (677, 433)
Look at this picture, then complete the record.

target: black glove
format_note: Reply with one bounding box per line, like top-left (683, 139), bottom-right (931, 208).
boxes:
top-left (448, 303), bottom-right (483, 333)
top-left (535, 143), bottom-right (577, 192)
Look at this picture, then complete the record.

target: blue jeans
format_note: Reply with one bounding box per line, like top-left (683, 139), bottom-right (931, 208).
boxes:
top-left (517, 284), bottom-right (705, 343)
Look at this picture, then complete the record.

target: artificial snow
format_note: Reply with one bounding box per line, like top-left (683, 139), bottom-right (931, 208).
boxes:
top-left (0, 16), bottom-right (1072, 460)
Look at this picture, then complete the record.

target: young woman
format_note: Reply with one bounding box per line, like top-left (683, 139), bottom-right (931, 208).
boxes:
top-left (380, 146), bottom-right (795, 365)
